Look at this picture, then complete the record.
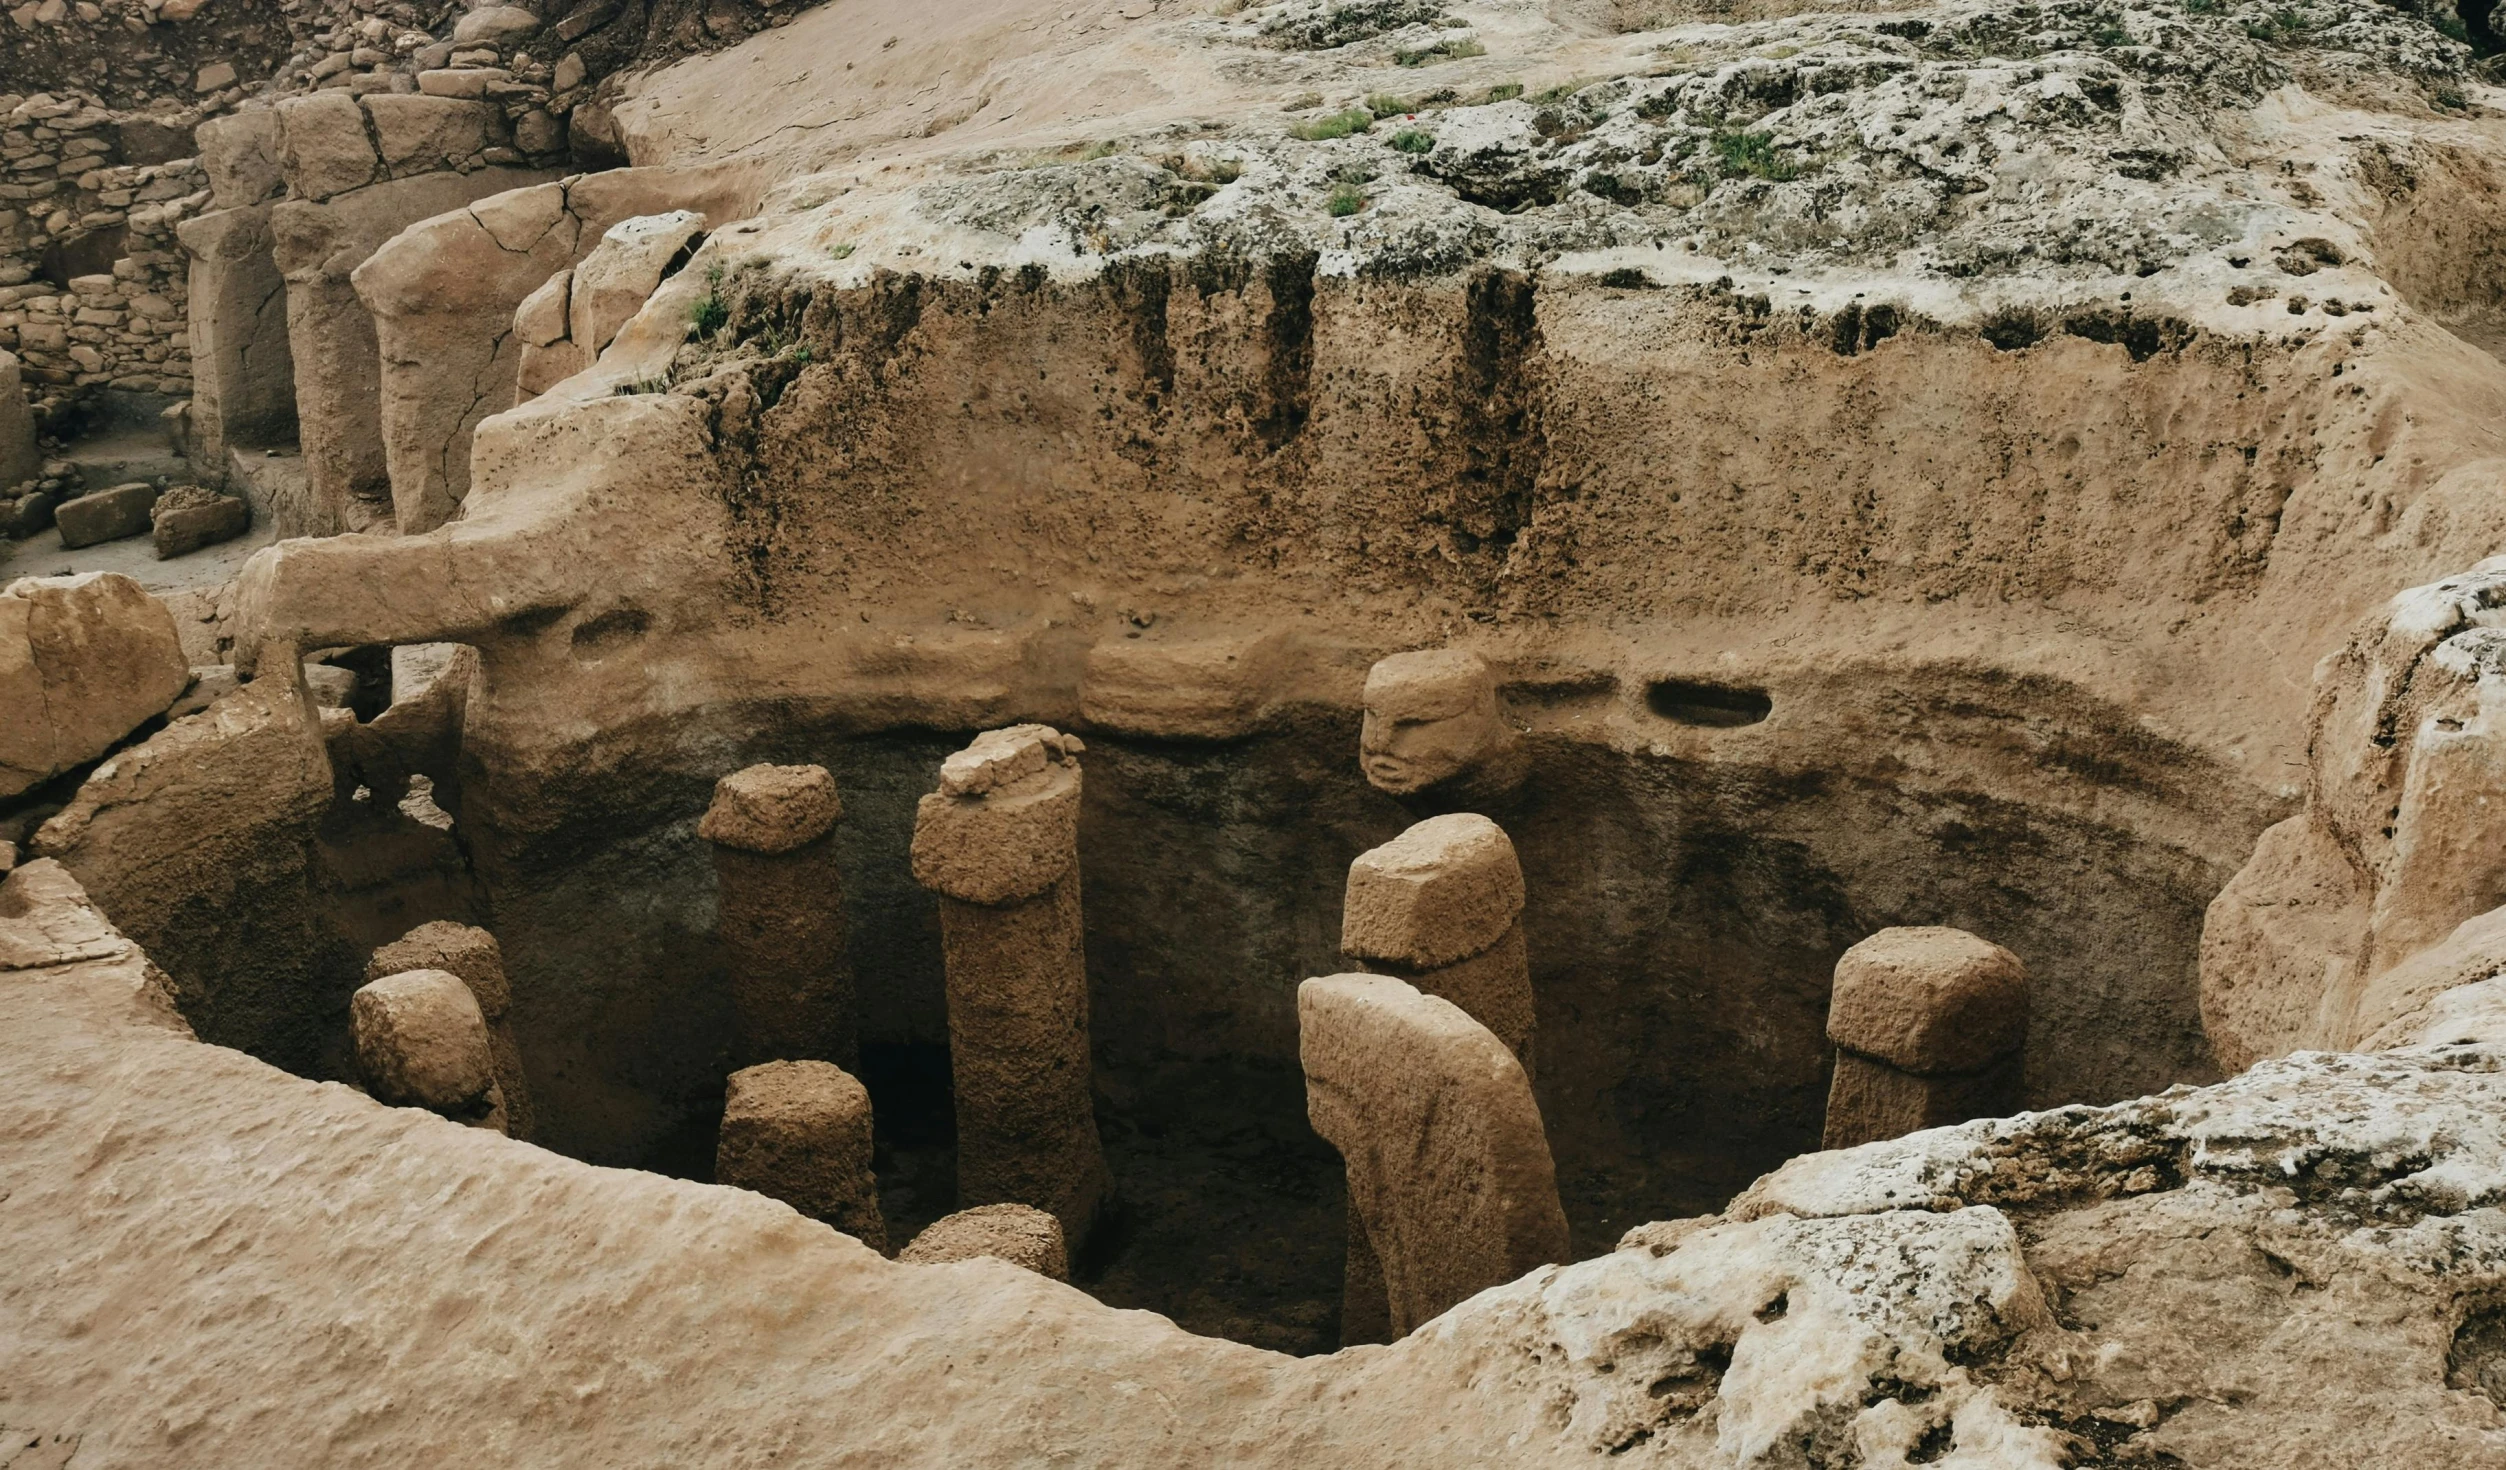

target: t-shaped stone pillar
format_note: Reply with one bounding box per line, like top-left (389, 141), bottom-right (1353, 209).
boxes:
top-left (911, 725), bottom-right (1108, 1244)
top-left (701, 763), bottom-right (854, 1070)
top-left (1338, 812), bottom-right (1537, 1344)
top-left (351, 968), bottom-right (507, 1132)
top-left (367, 921), bottom-right (534, 1141)
top-left (1300, 972), bottom-right (1569, 1340)
top-left (1822, 926), bottom-right (2030, 1150)
top-left (898, 1203), bottom-right (1069, 1280)
top-left (715, 1059), bottom-right (886, 1253)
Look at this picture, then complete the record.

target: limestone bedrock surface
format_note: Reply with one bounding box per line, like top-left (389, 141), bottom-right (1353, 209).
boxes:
top-left (6, 858), bottom-right (2505, 1464)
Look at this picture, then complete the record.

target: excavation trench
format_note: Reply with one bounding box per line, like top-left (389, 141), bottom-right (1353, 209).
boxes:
top-left (364, 682), bottom-right (2245, 1356)
top-left (156, 256), bottom-right (2492, 1352)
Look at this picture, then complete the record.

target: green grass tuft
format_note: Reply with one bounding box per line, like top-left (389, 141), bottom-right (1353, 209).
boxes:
top-left (829, 242), bottom-right (855, 259)
top-left (1390, 128), bottom-right (1436, 154)
top-left (1326, 181), bottom-right (1366, 216)
top-left (1709, 128), bottom-right (1798, 182)
top-left (1289, 106), bottom-right (1375, 140)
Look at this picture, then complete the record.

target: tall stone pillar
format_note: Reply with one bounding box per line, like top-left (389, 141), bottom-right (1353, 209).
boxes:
top-left (716, 1059), bottom-right (886, 1253)
top-left (910, 724), bottom-right (1108, 1245)
top-left (1336, 811), bottom-right (1536, 1343)
top-left (1300, 972), bottom-right (1569, 1339)
top-left (367, 920), bottom-right (535, 1142)
top-left (701, 763), bottom-right (854, 1071)
top-left (1822, 927), bottom-right (2029, 1150)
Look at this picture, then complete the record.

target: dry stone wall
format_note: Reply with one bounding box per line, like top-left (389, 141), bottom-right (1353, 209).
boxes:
top-left (0, 91), bottom-right (212, 436)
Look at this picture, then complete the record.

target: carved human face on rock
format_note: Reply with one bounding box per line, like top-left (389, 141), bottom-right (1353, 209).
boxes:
top-left (1360, 650), bottom-right (1512, 798)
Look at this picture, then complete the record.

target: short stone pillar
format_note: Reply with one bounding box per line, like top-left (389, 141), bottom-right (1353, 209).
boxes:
top-left (1338, 812), bottom-right (1536, 1344)
top-left (1359, 649), bottom-right (1525, 805)
top-left (367, 921), bottom-right (534, 1141)
top-left (701, 763), bottom-right (854, 1070)
top-left (910, 724), bottom-right (1108, 1245)
top-left (1300, 972), bottom-right (1569, 1341)
top-left (715, 1059), bottom-right (886, 1252)
top-left (1342, 813), bottom-right (1535, 1070)
top-left (1822, 927), bottom-right (2030, 1150)
top-left (351, 968), bottom-right (507, 1132)
top-left (899, 1203), bottom-right (1069, 1281)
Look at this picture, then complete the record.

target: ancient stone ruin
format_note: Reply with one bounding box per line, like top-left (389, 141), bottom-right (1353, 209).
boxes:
top-left (3, 0), bottom-right (2506, 1461)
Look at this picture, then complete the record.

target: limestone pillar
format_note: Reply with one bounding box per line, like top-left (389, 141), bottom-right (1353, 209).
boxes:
top-left (701, 763), bottom-right (854, 1070)
top-left (1822, 927), bottom-right (2029, 1150)
top-left (899, 1203), bottom-right (1069, 1280)
top-left (715, 1059), bottom-right (886, 1253)
top-left (351, 968), bottom-right (506, 1132)
top-left (910, 724), bottom-right (1108, 1244)
top-left (1337, 811), bottom-right (1536, 1343)
top-left (175, 205), bottom-right (296, 480)
top-left (1300, 972), bottom-right (1569, 1339)
top-left (367, 920), bottom-right (535, 1141)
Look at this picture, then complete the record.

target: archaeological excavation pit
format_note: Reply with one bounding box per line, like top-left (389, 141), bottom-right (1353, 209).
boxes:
top-left (5, 0), bottom-right (2506, 1461)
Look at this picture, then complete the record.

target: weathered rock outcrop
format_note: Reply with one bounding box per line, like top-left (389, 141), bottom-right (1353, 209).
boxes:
top-left (2204, 559), bottom-right (2506, 1071)
top-left (350, 165), bottom-right (762, 532)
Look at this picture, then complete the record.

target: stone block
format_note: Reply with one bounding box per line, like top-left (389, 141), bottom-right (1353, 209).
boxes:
top-left (1300, 972), bottom-right (1568, 1338)
top-left (0, 348), bottom-right (36, 491)
top-left (566, 209), bottom-right (707, 358)
top-left (0, 572), bottom-right (187, 798)
top-left (367, 919), bottom-right (509, 1018)
top-left (4, 491), bottom-right (55, 539)
top-left (899, 1204), bottom-right (1067, 1280)
top-left (363, 94), bottom-right (506, 175)
top-left (1826, 927), bottom-right (2028, 1075)
top-left (273, 93), bottom-right (378, 203)
top-left (194, 107), bottom-right (283, 209)
top-left (53, 481), bottom-right (158, 548)
top-left (451, 5), bottom-right (538, 44)
top-left (151, 487), bottom-right (249, 559)
top-left (911, 732), bottom-right (1082, 906)
top-left (351, 968), bottom-right (497, 1117)
top-left (1341, 813), bottom-right (1525, 969)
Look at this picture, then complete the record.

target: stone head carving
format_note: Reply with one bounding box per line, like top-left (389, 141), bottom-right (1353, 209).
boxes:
top-left (1360, 650), bottom-right (1522, 801)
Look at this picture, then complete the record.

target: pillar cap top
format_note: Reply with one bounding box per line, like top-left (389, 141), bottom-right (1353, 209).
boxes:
top-left (1342, 813), bottom-right (1524, 967)
top-left (1828, 926), bottom-right (2028, 1074)
top-left (701, 763), bottom-right (842, 853)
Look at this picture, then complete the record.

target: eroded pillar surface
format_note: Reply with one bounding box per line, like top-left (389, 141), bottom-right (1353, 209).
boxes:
top-left (351, 967), bottom-right (506, 1133)
top-left (1822, 926), bottom-right (2029, 1150)
top-left (715, 1059), bottom-right (886, 1253)
top-left (910, 724), bottom-right (1108, 1245)
top-left (1299, 971), bottom-right (1569, 1340)
top-left (700, 763), bottom-right (853, 1070)
top-left (366, 921), bottom-right (534, 1142)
